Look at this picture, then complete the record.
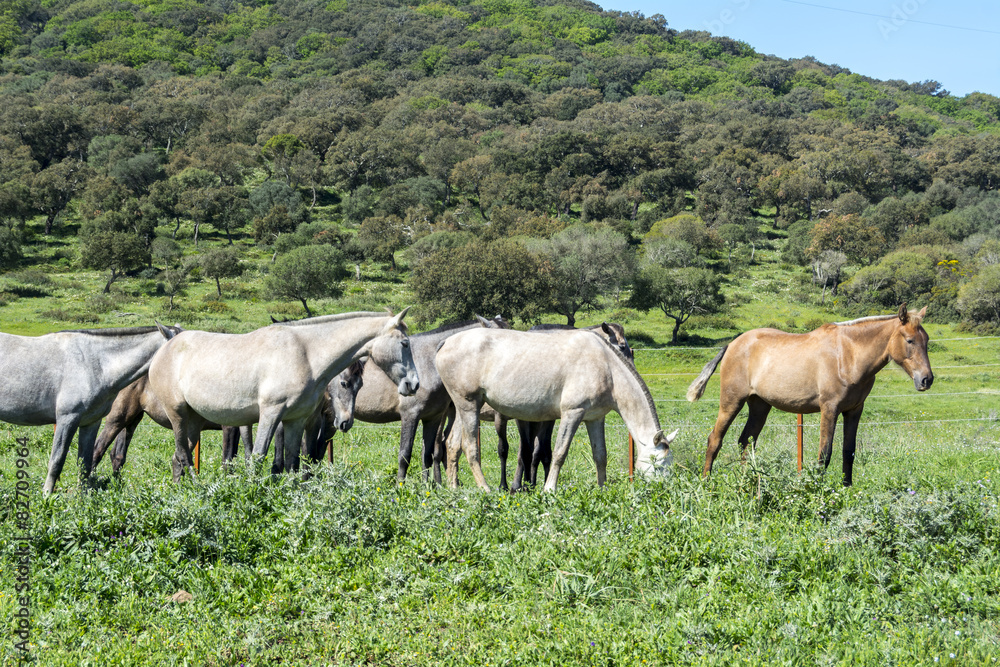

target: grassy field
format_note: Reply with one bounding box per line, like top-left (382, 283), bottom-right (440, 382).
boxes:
top-left (2, 224), bottom-right (1000, 665)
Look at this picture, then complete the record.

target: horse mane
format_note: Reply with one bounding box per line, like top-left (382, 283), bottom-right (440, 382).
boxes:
top-left (57, 326), bottom-right (163, 337)
top-left (415, 320), bottom-right (480, 337)
top-left (531, 323), bottom-right (575, 331)
top-left (269, 312), bottom-right (389, 327)
top-left (833, 314), bottom-right (898, 327)
top-left (594, 334), bottom-right (660, 427)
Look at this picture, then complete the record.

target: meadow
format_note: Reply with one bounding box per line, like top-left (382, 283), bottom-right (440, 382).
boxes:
top-left (1, 228), bottom-right (1000, 665)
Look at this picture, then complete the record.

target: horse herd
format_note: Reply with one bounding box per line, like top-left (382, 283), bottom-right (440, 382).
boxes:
top-left (0, 304), bottom-right (934, 495)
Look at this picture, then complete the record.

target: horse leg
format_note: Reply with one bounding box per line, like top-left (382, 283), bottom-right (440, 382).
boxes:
top-left (737, 397), bottom-right (772, 462)
top-left (448, 402), bottom-right (487, 490)
top-left (44, 415), bottom-right (82, 495)
top-left (280, 420), bottom-right (306, 474)
top-left (816, 407), bottom-right (840, 471)
top-left (241, 425), bottom-right (253, 461)
top-left (585, 419), bottom-right (608, 487)
top-left (495, 414), bottom-right (510, 492)
top-left (841, 406), bottom-right (863, 487)
top-left (171, 418), bottom-right (201, 482)
top-left (397, 415), bottom-right (419, 482)
top-left (110, 425), bottom-right (136, 474)
top-left (77, 421), bottom-right (101, 479)
top-left (272, 423), bottom-right (287, 475)
top-left (432, 407), bottom-right (454, 485)
top-left (419, 414), bottom-right (444, 484)
top-left (92, 420), bottom-right (123, 471)
top-left (542, 409), bottom-right (585, 492)
top-left (533, 421), bottom-right (555, 486)
top-left (702, 396), bottom-right (746, 477)
top-left (252, 410), bottom-right (284, 461)
top-left (221, 426), bottom-right (240, 464)
top-left (511, 420), bottom-right (532, 492)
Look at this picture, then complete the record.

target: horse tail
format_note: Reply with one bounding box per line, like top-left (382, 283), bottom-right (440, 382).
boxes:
top-left (686, 345), bottom-right (728, 402)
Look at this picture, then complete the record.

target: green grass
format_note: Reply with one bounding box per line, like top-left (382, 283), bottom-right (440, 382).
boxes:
top-left (2, 220), bottom-right (1000, 665)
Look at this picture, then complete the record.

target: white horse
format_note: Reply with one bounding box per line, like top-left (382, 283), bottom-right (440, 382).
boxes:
top-left (435, 328), bottom-right (677, 492)
top-left (148, 310), bottom-right (418, 480)
top-left (0, 324), bottom-right (180, 494)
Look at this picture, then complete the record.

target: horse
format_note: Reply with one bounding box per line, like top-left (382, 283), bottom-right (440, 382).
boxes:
top-left (461, 322), bottom-right (636, 491)
top-left (435, 328), bottom-right (677, 492)
top-left (91, 359), bottom-right (366, 475)
top-left (339, 315), bottom-right (509, 485)
top-left (89, 373), bottom-right (247, 474)
top-left (147, 310), bottom-right (418, 481)
top-left (687, 304), bottom-right (933, 486)
top-left (273, 359), bottom-right (366, 473)
top-left (0, 324), bottom-right (180, 494)
top-left (508, 322), bottom-right (635, 491)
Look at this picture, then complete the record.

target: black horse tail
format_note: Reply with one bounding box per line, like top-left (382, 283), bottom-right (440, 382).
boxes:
top-left (686, 345), bottom-right (728, 402)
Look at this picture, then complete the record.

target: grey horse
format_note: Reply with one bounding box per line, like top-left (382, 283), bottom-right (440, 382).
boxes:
top-left (148, 310), bottom-right (417, 480)
top-left (345, 315), bottom-right (509, 484)
top-left (0, 324), bottom-right (180, 494)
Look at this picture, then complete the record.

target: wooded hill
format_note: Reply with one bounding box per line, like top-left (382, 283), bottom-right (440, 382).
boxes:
top-left (2, 0), bottom-right (1000, 333)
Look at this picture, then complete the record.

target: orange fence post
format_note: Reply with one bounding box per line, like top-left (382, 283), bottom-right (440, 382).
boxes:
top-left (796, 414), bottom-right (803, 472)
top-left (327, 438), bottom-right (333, 464)
top-left (193, 439), bottom-right (200, 474)
top-left (628, 433), bottom-right (634, 482)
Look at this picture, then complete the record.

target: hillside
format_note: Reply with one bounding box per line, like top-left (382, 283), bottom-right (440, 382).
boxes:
top-left (1, 0), bottom-right (1000, 335)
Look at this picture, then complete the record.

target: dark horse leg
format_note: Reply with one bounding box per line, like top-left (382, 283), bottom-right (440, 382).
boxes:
top-left (531, 421), bottom-right (555, 487)
top-left (110, 424), bottom-right (139, 473)
top-left (840, 406), bottom-right (863, 487)
top-left (418, 414), bottom-right (444, 484)
top-left (737, 397), bottom-right (772, 462)
top-left (495, 413), bottom-right (510, 492)
top-left (702, 396), bottom-right (747, 477)
top-left (397, 415), bottom-right (420, 482)
top-left (511, 420), bottom-right (534, 492)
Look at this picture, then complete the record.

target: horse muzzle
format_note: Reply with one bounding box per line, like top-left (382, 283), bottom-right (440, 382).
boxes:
top-left (398, 377), bottom-right (419, 396)
top-left (335, 417), bottom-right (353, 433)
top-left (913, 372), bottom-right (933, 391)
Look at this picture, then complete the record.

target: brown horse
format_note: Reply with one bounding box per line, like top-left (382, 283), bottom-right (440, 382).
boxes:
top-left (687, 305), bottom-right (933, 486)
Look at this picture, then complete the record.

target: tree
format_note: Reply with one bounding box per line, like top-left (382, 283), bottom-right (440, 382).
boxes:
top-left (261, 133), bottom-right (306, 185)
top-left (355, 215), bottom-right (407, 270)
top-left (412, 239), bottom-right (552, 324)
top-left (0, 227), bottom-right (21, 268)
top-left (630, 266), bottom-right (724, 343)
top-left (534, 226), bottom-right (635, 325)
top-left (159, 269), bottom-right (187, 312)
top-left (31, 159), bottom-right (92, 234)
top-left (265, 245), bottom-right (348, 317)
top-left (80, 231), bottom-right (150, 293)
top-left (200, 247), bottom-right (243, 297)
top-left (957, 265), bottom-right (1000, 326)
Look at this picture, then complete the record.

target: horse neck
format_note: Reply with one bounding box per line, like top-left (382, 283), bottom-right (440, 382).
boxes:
top-left (284, 315), bottom-right (390, 383)
top-left (88, 332), bottom-right (168, 391)
top-left (838, 318), bottom-right (897, 381)
top-left (607, 353), bottom-right (661, 445)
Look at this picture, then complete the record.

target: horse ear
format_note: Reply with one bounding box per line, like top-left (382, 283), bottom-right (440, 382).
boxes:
top-left (915, 306), bottom-right (927, 322)
top-left (154, 320), bottom-right (177, 340)
top-left (654, 429), bottom-right (679, 447)
top-left (390, 306), bottom-right (411, 328)
top-left (475, 314), bottom-right (490, 327)
top-left (601, 322), bottom-right (613, 336)
top-left (897, 303), bottom-right (909, 324)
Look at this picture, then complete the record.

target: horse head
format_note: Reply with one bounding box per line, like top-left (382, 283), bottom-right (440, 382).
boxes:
top-left (889, 303), bottom-right (933, 392)
top-left (601, 322), bottom-right (634, 363)
top-left (370, 307), bottom-right (420, 396)
top-left (330, 359), bottom-right (365, 432)
top-left (635, 428), bottom-right (679, 476)
top-left (476, 314), bottom-right (511, 329)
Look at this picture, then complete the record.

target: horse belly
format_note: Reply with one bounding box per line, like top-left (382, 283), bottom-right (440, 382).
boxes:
top-left (482, 386), bottom-right (562, 422)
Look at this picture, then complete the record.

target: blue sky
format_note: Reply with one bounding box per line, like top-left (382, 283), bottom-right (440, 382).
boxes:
top-left (598, 0), bottom-right (1000, 97)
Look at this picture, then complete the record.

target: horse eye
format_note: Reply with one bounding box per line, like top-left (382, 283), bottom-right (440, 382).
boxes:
top-left (341, 381), bottom-right (348, 387)
top-left (401, 340), bottom-right (409, 348)
top-left (906, 338), bottom-right (914, 345)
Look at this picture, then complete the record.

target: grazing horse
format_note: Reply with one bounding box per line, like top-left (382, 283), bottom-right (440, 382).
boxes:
top-left (509, 322), bottom-right (635, 491)
top-left (687, 304), bottom-right (933, 486)
top-left (0, 324), bottom-right (180, 494)
top-left (148, 310), bottom-right (418, 481)
top-left (436, 328), bottom-right (677, 492)
top-left (90, 374), bottom-right (248, 474)
top-left (343, 315), bottom-right (509, 484)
